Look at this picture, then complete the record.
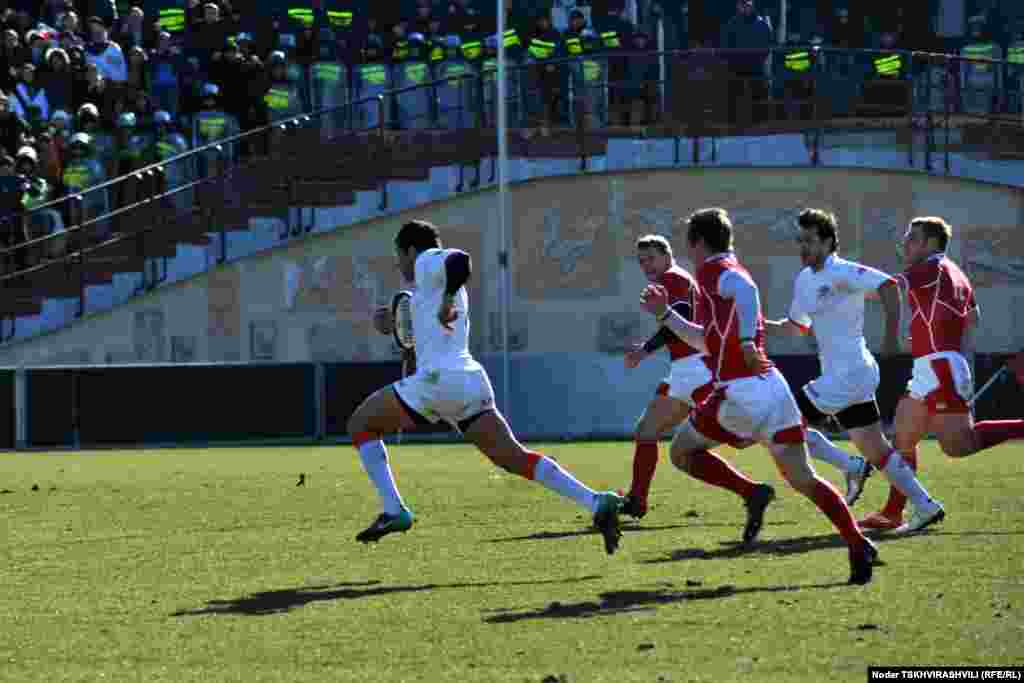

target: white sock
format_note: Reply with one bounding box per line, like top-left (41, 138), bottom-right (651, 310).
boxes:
top-left (882, 450), bottom-right (935, 510)
top-left (806, 428), bottom-right (861, 474)
top-left (358, 440), bottom-right (406, 516)
top-left (533, 455), bottom-right (598, 513)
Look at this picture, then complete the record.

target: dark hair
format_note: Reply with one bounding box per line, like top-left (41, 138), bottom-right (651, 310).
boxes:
top-left (635, 234), bottom-right (672, 256)
top-left (686, 208), bottom-right (733, 253)
top-left (910, 216), bottom-right (951, 251)
top-left (395, 219), bottom-right (441, 253)
top-left (797, 208), bottom-right (839, 253)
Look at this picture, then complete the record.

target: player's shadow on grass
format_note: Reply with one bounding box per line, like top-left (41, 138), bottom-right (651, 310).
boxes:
top-left (488, 520), bottom-right (798, 543)
top-left (641, 531), bottom-right (903, 564)
top-left (483, 581), bottom-right (847, 623)
top-left (171, 575), bottom-right (603, 617)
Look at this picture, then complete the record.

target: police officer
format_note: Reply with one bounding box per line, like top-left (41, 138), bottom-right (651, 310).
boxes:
top-left (526, 12), bottom-right (562, 126)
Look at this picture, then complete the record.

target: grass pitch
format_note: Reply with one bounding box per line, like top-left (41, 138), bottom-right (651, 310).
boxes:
top-left (1, 441), bottom-right (1022, 682)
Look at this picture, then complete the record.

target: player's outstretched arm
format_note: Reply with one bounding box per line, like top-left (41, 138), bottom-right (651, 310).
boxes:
top-left (373, 306), bottom-right (393, 335)
top-left (878, 279), bottom-right (902, 355)
top-left (438, 250), bottom-right (471, 330)
top-left (764, 318), bottom-right (810, 336)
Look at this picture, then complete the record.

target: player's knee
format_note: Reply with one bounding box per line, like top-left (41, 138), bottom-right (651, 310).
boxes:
top-left (669, 447), bottom-right (695, 473)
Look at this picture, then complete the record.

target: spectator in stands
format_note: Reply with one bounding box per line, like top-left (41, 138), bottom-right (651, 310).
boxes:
top-left (39, 47), bottom-right (74, 116)
top-left (35, 118), bottom-right (65, 188)
top-left (10, 62), bottom-right (49, 128)
top-left (720, 0), bottom-right (773, 123)
top-left (525, 11), bottom-right (562, 127)
top-left (263, 50), bottom-right (300, 121)
top-left (85, 15), bottom-right (127, 82)
top-left (0, 91), bottom-right (30, 157)
top-left (115, 6), bottom-right (148, 51)
top-left (720, 0), bottom-right (773, 71)
top-left (75, 101), bottom-right (114, 174)
top-left (149, 31), bottom-right (181, 115)
top-left (358, 16), bottom-right (387, 64)
top-left (830, 7), bottom-right (861, 50)
top-left (61, 131), bottom-right (107, 221)
top-left (82, 0), bottom-right (118, 28)
top-left (16, 144), bottom-right (61, 251)
top-left (618, 30), bottom-right (658, 125)
top-left (75, 61), bottom-right (121, 126)
top-left (58, 10), bottom-right (86, 48)
top-left (2, 30), bottom-right (28, 93)
top-left (0, 152), bottom-right (28, 270)
top-left (26, 30), bottom-right (52, 67)
top-left (124, 45), bottom-right (149, 92)
top-left (188, 2), bottom-right (227, 70)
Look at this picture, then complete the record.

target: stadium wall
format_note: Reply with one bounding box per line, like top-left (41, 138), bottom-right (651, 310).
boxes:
top-left (1, 166), bottom-right (1022, 440)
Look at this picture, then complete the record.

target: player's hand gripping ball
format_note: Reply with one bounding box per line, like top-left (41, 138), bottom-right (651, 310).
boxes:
top-left (640, 283), bottom-right (669, 317)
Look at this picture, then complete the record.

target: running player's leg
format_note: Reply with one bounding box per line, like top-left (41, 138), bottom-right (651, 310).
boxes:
top-left (864, 393), bottom-right (930, 529)
top-left (462, 409), bottom-right (624, 555)
top-left (845, 409), bottom-right (944, 533)
top-left (624, 390), bottom-right (691, 519)
top-left (347, 385), bottom-right (422, 542)
top-left (768, 439), bottom-right (877, 584)
top-left (794, 380), bottom-right (872, 497)
top-left (671, 398), bottom-right (775, 545)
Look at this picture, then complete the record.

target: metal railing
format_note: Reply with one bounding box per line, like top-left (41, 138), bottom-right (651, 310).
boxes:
top-left (1, 46), bottom-right (1022, 340)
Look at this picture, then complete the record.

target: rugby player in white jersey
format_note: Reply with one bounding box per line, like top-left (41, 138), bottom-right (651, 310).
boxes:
top-left (765, 209), bottom-right (944, 529)
top-left (347, 220), bottom-right (624, 553)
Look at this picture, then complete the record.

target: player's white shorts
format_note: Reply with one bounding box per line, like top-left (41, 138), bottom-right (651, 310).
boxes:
top-left (691, 368), bottom-right (805, 446)
top-left (393, 366), bottom-right (496, 430)
top-left (907, 351), bottom-right (973, 413)
top-left (659, 355), bottom-right (715, 406)
top-left (804, 358), bottom-right (880, 415)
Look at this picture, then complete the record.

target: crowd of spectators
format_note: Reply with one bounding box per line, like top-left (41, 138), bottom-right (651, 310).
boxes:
top-left (0, 0), bottom-right (1021, 274)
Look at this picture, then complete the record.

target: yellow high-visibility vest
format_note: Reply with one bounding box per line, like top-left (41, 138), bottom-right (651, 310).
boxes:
top-left (528, 38), bottom-right (555, 60)
top-left (874, 54), bottom-right (902, 77)
top-left (157, 8), bottom-right (185, 33)
top-left (963, 42), bottom-right (996, 72)
top-left (565, 36), bottom-right (582, 55)
top-left (198, 115), bottom-right (226, 139)
top-left (327, 10), bottom-right (352, 28)
top-left (63, 163), bottom-right (92, 190)
top-left (441, 62), bottom-right (468, 84)
top-left (1008, 44), bottom-right (1024, 65)
top-left (600, 31), bottom-right (620, 49)
top-left (288, 8), bottom-right (314, 26)
top-left (785, 50), bottom-right (811, 72)
top-left (503, 29), bottom-right (520, 48)
top-left (461, 40), bottom-right (482, 60)
top-left (360, 63), bottom-right (387, 85)
top-left (582, 59), bottom-right (601, 82)
top-left (263, 89), bottom-right (291, 111)
top-left (404, 62), bottom-right (427, 84)
top-left (313, 62), bottom-right (343, 83)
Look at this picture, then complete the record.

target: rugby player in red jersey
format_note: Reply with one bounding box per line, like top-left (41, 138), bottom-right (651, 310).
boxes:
top-left (862, 217), bottom-right (1024, 533)
top-left (641, 208), bottom-right (878, 585)
top-left (620, 235), bottom-right (716, 519)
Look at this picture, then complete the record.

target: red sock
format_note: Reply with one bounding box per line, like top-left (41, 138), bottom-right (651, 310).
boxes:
top-left (881, 449), bottom-right (916, 517)
top-left (523, 451), bottom-right (542, 480)
top-left (629, 440), bottom-right (658, 502)
top-left (687, 450), bottom-right (757, 499)
top-left (974, 420), bottom-right (1024, 452)
top-left (810, 479), bottom-right (865, 546)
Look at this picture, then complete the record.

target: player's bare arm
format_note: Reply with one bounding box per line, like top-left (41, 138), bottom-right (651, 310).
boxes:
top-left (373, 306), bottom-right (393, 335)
top-left (764, 318), bottom-right (810, 336)
top-left (640, 284), bottom-right (708, 353)
top-left (878, 278), bottom-right (902, 356)
top-left (439, 250), bottom-right (471, 330)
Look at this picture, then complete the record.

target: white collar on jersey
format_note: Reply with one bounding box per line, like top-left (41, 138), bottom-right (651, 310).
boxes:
top-left (704, 251), bottom-right (735, 264)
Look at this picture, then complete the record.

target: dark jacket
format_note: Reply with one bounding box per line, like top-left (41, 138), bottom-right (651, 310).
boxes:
top-left (719, 12), bottom-right (773, 76)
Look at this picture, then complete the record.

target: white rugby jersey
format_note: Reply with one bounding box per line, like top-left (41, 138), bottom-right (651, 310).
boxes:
top-left (411, 248), bottom-right (481, 372)
top-left (787, 254), bottom-right (893, 374)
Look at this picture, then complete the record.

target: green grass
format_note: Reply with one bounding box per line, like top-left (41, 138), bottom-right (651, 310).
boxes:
top-left (1, 441), bottom-right (1022, 682)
